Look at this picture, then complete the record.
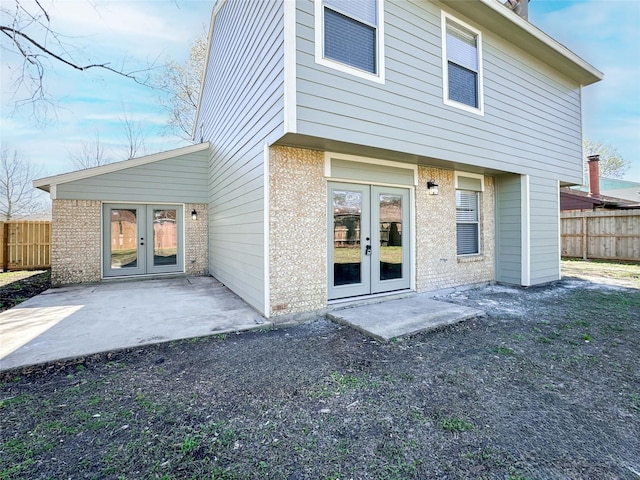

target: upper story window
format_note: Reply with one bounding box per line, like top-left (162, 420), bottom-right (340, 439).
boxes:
top-left (442, 13), bottom-right (484, 115)
top-left (315, 0), bottom-right (385, 83)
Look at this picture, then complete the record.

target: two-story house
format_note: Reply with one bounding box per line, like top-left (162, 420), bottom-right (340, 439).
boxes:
top-left (35, 0), bottom-right (602, 320)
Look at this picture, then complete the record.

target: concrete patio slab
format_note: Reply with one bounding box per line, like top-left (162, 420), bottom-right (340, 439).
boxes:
top-left (0, 276), bottom-right (267, 371)
top-left (327, 293), bottom-right (485, 341)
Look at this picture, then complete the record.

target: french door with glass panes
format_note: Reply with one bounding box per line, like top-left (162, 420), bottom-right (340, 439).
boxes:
top-left (103, 204), bottom-right (183, 277)
top-left (328, 183), bottom-right (411, 300)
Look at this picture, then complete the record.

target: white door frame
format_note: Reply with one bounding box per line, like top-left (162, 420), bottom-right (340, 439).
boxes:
top-left (328, 182), bottom-right (412, 300)
top-left (102, 203), bottom-right (184, 278)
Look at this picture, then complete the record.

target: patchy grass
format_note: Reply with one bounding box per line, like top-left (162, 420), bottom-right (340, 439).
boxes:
top-left (562, 258), bottom-right (640, 288)
top-left (439, 417), bottom-right (475, 432)
top-left (1, 262), bottom-right (639, 479)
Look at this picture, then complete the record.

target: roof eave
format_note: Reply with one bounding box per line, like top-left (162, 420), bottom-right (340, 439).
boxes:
top-left (192, 0), bottom-right (227, 141)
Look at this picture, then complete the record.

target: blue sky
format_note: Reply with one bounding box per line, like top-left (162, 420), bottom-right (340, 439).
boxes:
top-left (1, 0), bottom-right (213, 178)
top-left (1, 0), bottom-right (639, 184)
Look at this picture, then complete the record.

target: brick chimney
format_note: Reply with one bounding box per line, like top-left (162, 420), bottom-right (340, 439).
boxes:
top-left (504, 0), bottom-right (529, 20)
top-left (587, 155), bottom-right (600, 198)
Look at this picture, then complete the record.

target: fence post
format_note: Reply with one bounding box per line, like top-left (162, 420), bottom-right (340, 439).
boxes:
top-left (0, 222), bottom-right (5, 271)
top-left (582, 216), bottom-right (588, 260)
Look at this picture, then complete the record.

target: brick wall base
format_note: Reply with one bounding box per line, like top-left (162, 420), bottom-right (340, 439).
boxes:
top-left (267, 148), bottom-right (496, 318)
top-left (184, 203), bottom-right (208, 275)
top-left (269, 146), bottom-right (327, 317)
top-left (51, 200), bottom-right (208, 286)
top-left (51, 199), bottom-right (102, 286)
top-left (416, 167), bottom-right (495, 291)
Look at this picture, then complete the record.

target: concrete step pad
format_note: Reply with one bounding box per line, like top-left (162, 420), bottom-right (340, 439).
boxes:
top-left (327, 294), bottom-right (485, 341)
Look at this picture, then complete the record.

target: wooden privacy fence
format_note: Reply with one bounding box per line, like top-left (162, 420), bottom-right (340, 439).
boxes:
top-left (0, 221), bottom-right (52, 271)
top-left (561, 210), bottom-right (640, 261)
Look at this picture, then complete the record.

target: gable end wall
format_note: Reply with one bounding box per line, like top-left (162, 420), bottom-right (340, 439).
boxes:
top-left (199, 0), bottom-right (286, 314)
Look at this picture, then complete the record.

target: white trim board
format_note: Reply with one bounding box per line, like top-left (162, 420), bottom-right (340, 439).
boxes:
top-left (324, 151), bottom-right (418, 186)
top-left (283, 0), bottom-right (297, 134)
top-left (520, 174), bottom-right (531, 287)
top-left (263, 143), bottom-right (271, 317)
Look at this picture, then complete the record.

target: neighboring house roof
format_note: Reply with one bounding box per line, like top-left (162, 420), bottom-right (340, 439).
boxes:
top-left (599, 177), bottom-right (640, 190)
top-left (571, 176), bottom-right (640, 203)
top-left (560, 187), bottom-right (640, 211)
top-left (33, 143), bottom-right (210, 193)
top-left (574, 176), bottom-right (640, 192)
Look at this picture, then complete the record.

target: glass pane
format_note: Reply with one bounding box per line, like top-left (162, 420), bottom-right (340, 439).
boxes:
top-left (446, 22), bottom-right (478, 70)
top-left (456, 190), bottom-right (479, 222)
top-left (333, 191), bottom-right (362, 286)
top-left (457, 223), bottom-right (479, 255)
top-left (325, 0), bottom-right (377, 24)
top-left (153, 209), bottom-right (177, 266)
top-left (379, 194), bottom-right (402, 281)
top-left (110, 209), bottom-right (138, 269)
top-left (448, 62), bottom-right (478, 108)
top-left (324, 8), bottom-right (377, 73)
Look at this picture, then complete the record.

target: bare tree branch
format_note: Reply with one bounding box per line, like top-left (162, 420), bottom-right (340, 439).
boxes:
top-left (69, 131), bottom-right (111, 170)
top-left (155, 32), bottom-right (207, 141)
top-left (1, 0), bottom-right (157, 120)
top-left (1, 26), bottom-right (152, 81)
top-left (33, 0), bottom-right (50, 22)
top-left (120, 108), bottom-right (148, 160)
top-left (0, 145), bottom-right (45, 220)
top-left (583, 139), bottom-right (630, 180)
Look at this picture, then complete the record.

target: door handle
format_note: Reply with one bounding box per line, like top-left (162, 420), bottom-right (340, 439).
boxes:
top-left (365, 245), bottom-right (371, 256)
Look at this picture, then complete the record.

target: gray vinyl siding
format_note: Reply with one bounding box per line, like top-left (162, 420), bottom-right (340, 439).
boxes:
top-left (197, 0), bottom-right (285, 314)
top-left (55, 151), bottom-right (209, 203)
top-left (295, 0), bottom-right (583, 183)
top-left (529, 176), bottom-right (560, 284)
top-left (495, 174), bottom-right (522, 285)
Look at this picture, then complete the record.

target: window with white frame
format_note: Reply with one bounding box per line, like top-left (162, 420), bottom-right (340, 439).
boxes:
top-left (442, 14), bottom-right (483, 113)
top-left (316, 0), bottom-right (384, 81)
top-left (456, 190), bottom-right (480, 255)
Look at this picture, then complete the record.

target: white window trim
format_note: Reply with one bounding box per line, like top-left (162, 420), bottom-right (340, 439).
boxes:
top-left (456, 190), bottom-right (482, 256)
top-left (314, 0), bottom-right (385, 84)
top-left (441, 11), bottom-right (484, 115)
top-left (324, 151), bottom-right (418, 186)
top-left (455, 171), bottom-right (485, 191)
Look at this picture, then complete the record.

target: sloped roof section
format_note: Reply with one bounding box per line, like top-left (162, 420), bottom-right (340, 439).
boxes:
top-left (34, 143), bottom-right (210, 192)
top-left (560, 187), bottom-right (640, 211)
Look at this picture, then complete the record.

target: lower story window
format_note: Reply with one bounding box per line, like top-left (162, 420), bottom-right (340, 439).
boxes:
top-left (456, 190), bottom-right (480, 255)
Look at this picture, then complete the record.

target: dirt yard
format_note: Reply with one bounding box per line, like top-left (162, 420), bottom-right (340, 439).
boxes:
top-left (0, 271), bottom-right (50, 312)
top-left (1, 261), bottom-right (639, 479)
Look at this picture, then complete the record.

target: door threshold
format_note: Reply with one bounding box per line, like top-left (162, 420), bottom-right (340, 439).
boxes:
top-left (101, 272), bottom-right (187, 283)
top-left (327, 289), bottom-right (415, 311)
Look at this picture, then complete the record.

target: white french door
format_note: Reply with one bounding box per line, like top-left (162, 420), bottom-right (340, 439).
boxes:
top-left (328, 183), bottom-right (411, 300)
top-left (103, 204), bottom-right (184, 277)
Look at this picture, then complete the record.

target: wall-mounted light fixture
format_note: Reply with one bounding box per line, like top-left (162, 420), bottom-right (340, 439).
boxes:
top-left (427, 181), bottom-right (439, 196)
top-left (191, 209), bottom-right (198, 221)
